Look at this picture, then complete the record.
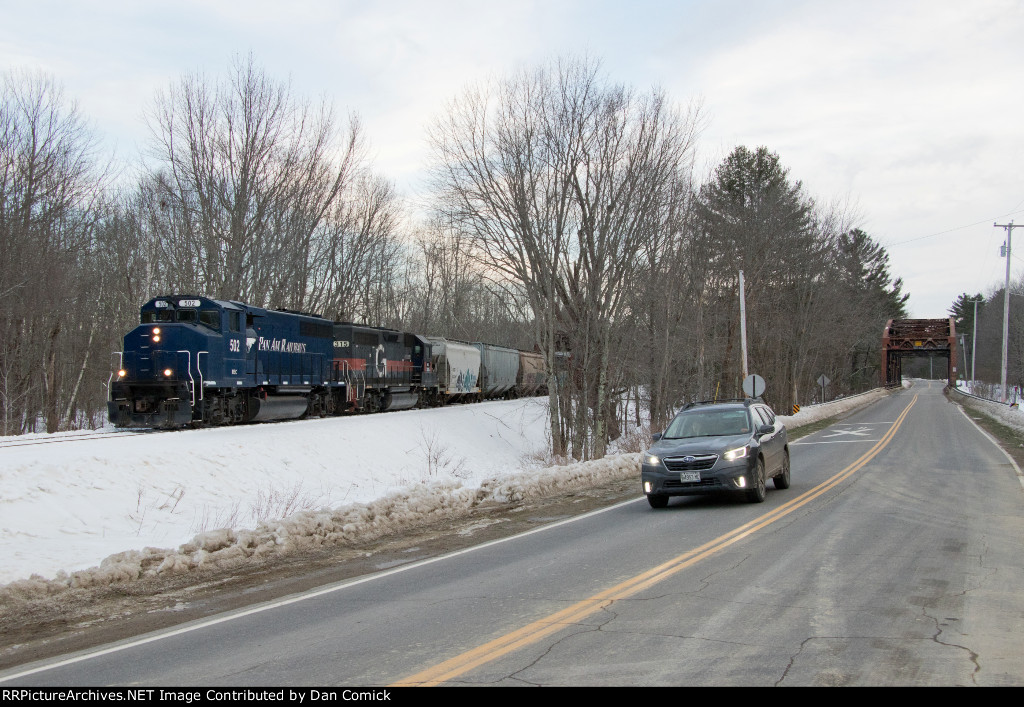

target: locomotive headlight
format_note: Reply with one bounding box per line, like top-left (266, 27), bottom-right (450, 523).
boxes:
top-left (152, 335), bottom-right (161, 342)
top-left (118, 369), bottom-right (126, 378)
top-left (163, 368), bottom-right (173, 377)
top-left (152, 328), bottom-right (161, 335)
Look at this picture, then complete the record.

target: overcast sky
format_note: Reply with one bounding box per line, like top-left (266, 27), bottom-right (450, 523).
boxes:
top-left (3, 0), bottom-right (1022, 320)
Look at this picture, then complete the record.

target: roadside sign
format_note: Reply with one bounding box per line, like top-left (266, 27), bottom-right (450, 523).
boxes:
top-left (742, 374), bottom-right (765, 398)
top-left (817, 374), bottom-right (830, 387)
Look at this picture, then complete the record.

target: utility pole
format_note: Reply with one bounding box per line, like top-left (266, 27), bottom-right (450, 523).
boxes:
top-left (972, 296), bottom-right (981, 395)
top-left (994, 221), bottom-right (1022, 402)
top-left (959, 334), bottom-right (968, 389)
top-left (739, 270), bottom-right (749, 380)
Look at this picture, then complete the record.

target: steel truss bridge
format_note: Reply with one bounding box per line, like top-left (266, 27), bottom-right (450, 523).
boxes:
top-left (881, 318), bottom-right (958, 387)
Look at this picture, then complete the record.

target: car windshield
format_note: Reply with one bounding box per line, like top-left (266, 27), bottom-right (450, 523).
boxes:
top-left (663, 409), bottom-right (751, 439)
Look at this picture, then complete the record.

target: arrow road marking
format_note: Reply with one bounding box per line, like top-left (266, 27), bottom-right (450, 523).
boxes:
top-left (822, 427), bottom-right (872, 438)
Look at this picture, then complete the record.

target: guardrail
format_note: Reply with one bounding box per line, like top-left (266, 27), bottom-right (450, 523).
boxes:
top-left (793, 386), bottom-right (887, 410)
top-left (948, 386), bottom-right (1019, 406)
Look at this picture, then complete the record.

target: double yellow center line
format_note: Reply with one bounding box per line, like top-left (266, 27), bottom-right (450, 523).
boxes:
top-left (394, 394), bottom-right (918, 686)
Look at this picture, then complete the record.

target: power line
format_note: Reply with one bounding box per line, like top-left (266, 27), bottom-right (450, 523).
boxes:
top-left (884, 207), bottom-right (1024, 248)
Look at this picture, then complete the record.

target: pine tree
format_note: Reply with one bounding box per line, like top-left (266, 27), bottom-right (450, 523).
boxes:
top-left (838, 228), bottom-right (910, 320)
top-left (948, 292), bottom-right (984, 337)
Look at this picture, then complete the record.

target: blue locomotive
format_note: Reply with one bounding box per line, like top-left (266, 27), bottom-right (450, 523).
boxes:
top-left (108, 296), bottom-right (336, 427)
top-left (109, 295), bottom-right (547, 428)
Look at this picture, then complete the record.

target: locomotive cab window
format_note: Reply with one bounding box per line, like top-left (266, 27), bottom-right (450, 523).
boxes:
top-left (177, 309), bottom-right (197, 323)
top-left (142, 310), bottom-right (174, 323)
top-left (199, 309), bottom-right (221, 330)
top-left (229, 311), bottom-right (241, 333)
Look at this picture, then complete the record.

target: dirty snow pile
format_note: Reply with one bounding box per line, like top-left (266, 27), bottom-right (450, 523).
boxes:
top-left (0, 389), bottom-right (892, 600)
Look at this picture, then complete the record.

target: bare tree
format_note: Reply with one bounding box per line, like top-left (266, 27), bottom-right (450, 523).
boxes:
top-left (276, 171), bottom-right (404, 322)
top-left (143, 55), bottom-right (363, 309)
top-left (0, 70), bottom-right (105, 433)
top-left (428, 57), bottom-right (702, 459)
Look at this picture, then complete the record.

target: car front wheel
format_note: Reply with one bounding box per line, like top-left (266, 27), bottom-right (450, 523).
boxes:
top-left (647, 494), bottom-right (669, 509)
top-left (773, 450), bottom-right (791, 490)
top-left (746, 458), bottom-right (766, 503)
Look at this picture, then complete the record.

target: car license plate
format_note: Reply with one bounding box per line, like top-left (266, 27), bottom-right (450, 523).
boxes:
top-left (680, 471), bottom-right (700, 483)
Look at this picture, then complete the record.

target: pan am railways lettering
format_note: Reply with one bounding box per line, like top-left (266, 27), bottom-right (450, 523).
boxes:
top-left (258, 337), bottom-right (308, 354)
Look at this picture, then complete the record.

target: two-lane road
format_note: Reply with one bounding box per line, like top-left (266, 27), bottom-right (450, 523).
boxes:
top-left (4, 382), bottom-right (1023, 686)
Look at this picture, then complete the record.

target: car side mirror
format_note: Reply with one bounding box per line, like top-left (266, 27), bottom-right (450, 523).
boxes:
top-left (757, 424), bottom-right (773, 436)
top-left (651, 432), bottom-right (662, 442)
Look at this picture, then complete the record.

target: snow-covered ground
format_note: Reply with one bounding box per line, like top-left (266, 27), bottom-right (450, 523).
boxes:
top-left (1, 389), bottom-right (894, 596)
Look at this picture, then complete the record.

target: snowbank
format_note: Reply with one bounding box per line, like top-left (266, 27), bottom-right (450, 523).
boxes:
top-left (776, 387), bottom-right (892, 431)
top-left (949, 387), bottom-right (1024, 436)
top-left (0, 452), bottom-right (638, 603)
top-left (0, 396), bottom-right (646, 601)
top-left (0, 399), bottom-right (549, 586)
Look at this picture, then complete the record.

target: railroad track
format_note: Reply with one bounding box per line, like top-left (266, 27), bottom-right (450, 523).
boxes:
top-left (0, 428), bottom-right (157, 450)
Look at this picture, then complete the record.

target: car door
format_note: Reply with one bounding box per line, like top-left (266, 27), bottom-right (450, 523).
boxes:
top-left (755, 406), bottom-right (782, 473)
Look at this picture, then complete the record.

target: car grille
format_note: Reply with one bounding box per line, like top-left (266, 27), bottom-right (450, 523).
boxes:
top-left (663, 454), bottom-right (718, 471)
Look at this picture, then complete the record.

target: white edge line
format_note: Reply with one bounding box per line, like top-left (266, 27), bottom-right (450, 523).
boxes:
top-left (956, 405), bottom-right (1024, 487)
top-left (0, 496), bottom-right (643, 682)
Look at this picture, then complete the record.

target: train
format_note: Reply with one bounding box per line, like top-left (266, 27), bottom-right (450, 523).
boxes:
top-left (107, 295), bottom-right (548, 428)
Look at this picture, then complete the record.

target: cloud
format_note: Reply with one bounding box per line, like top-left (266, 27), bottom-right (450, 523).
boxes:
top-left (2, 0), bottom-right (1023, 316)
top-left (672, 1), bottom-right (1024, 315)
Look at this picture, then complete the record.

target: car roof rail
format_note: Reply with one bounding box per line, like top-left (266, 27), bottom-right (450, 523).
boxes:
top-left (682, 397), bottom-right (762, 410)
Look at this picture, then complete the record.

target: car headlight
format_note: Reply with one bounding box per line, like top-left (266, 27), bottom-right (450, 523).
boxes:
top-left (723, 446), bottom-right (748, 461)
top-left (644, 454), bottom-right (661, 466)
